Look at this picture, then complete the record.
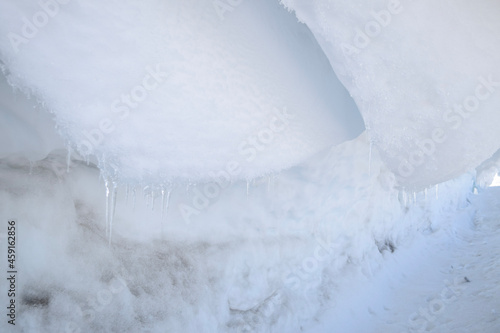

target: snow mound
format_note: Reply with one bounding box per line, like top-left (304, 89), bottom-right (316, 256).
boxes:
top-left (281, 0), bottom-right (500, 189)
top-left (0, 0), bottom-right (363, 183)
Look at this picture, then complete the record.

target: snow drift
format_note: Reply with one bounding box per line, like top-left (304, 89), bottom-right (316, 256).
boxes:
top-left (0, 0), bottom-right (363, 183)
top-left (281, 0), bottom-right (500, 189)
top-left (1, 1), bottom-right (499, 189)
top-left (1, 0), bottom-right (500, 332)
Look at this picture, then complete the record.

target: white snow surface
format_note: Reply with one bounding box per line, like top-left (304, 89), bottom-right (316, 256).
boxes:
top-left (0, 1), bottom-right (500, 332)
top-left (0, 0), bottom-right (363, 183)
top-left (0, 133), bottom-right (485, 333)
top-left (305, 186), bottom-right (500, 333)
top-left (281, 0), bottom-right (500, 189)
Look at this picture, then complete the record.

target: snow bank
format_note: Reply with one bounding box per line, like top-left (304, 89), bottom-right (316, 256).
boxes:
top-left (0, 0), bottom-right (363, 183)
top-left (281, 0), bottom-right (500, 189)
top-left (0, 134), bottom-right (476, 332)
top-left (0, 1), bottom-right (494, 331)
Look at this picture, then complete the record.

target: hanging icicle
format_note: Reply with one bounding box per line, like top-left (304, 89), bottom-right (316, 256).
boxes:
top-left (125, 185), bottom-right (129, 205)
top-left (161, 186), bottom-right (172, 220)
top-left (368, 140), bottom-right (373, 177)
top-left (160, 184), bottom-right (173, 239)
top-left (66, 147), bottom-right (71, 173)
top-left (143, 185), bottom-right (151, 209)
top-left (132, 186), bottom-right (137, 209)
top-left (151, 188), bottom-right (156, 211)
top-left (104, 178), bottom-right (118, 246)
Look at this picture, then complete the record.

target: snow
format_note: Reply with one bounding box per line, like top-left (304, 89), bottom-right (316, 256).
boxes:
top-left (281, 0), bottom-right (500, 190)
top-left (0, 0), bottom-right (500, 332)
top-left (0, 71), bottom-right (64, 160)
top-left (304, 186), bottom-right (500, 333)
top-left (0, 133), bottom-right (483, 332)
top-left (491, 174), bottom-right (500, 187)
top-left (0, 0), bottom-right (364, 183)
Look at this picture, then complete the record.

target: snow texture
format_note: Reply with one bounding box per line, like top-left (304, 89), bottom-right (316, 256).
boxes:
top-left (0, 0), bottom-right (363, 183)
top-left (0, 133), bottom-right (481, 333)
top-left (281, 0), bottom-right (500, 189)
top-left (1, 0), bottom-right (500, 332)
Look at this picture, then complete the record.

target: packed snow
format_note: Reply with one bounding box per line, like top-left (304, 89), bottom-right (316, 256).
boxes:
top-left (0, 0), bottom-right (500, 332)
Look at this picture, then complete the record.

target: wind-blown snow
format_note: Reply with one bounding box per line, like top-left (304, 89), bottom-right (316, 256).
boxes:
top-left (281, 0), bottom-right (500, 189)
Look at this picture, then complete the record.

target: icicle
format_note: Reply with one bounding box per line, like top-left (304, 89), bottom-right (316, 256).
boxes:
top-left (413, 192), bottom-right (417, 203)
top-left (246, 180), bottom-right (250, 196)
top-left (143, 185), bottom-right (151, 209)
top-left (105, 181), bottom-right (109, 237)
top-left (161, 187), bottom-right (172, 220)
top-left (161, 188), bottom-right (166, 219)
top-left (125, 185), bottom-right (129, 205)
top-left (66, 148), bottom-right (71, 173)
top-left (435, 184), bottom-right (439, 199)
top-left (104, 179), bottom-right (118, 246)
top-left (151, 190), bottom-right (156, 211)
top-left (267, 176), bottom-right (271, 192)
top-left (132, 186), bottom-right (137, 209)
top-left (368, 141), bottom-right (373, 177)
